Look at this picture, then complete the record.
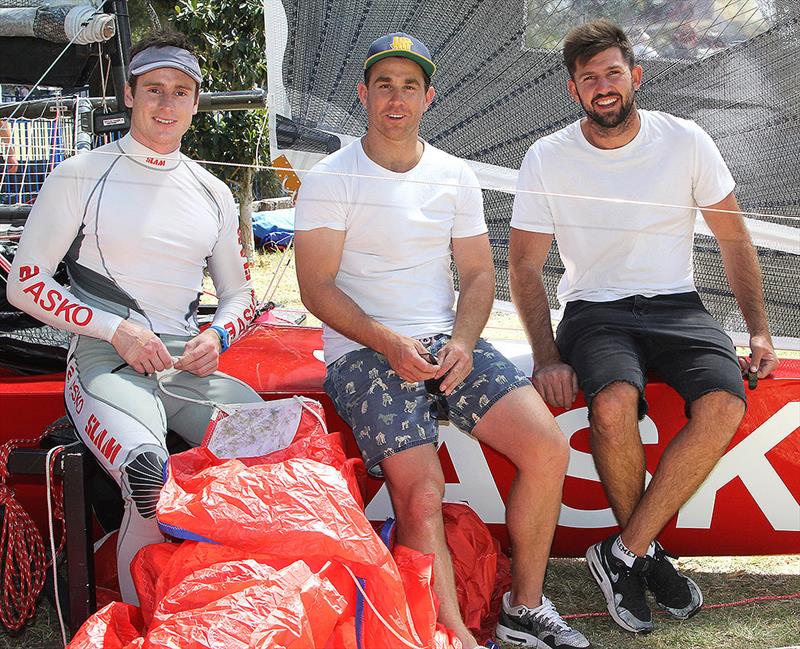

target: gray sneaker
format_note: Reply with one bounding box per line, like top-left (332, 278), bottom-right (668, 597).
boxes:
top-left (585, 535), bottom-right (653, 634)
top-left (495, 592), bottom-right (591, 648)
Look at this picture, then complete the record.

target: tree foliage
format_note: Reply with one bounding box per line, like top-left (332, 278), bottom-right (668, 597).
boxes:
top-left (127, 0), bottom-right (176, 41)
top-left (171, 0), bottom-right (281, 257)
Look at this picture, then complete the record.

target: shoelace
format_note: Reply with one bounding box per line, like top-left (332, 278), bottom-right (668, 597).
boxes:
top-left (650, 547), bottom-right (689, 596)
top-left (521, 596), bottom-right (572, 634)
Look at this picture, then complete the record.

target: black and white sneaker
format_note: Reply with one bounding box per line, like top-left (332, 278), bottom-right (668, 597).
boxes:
top-left (585, 535), bottom-right (653, 634)
top-left (645, 541), bottom-right (703, 619)
top-left (495, 592), bottom-right (591, 648)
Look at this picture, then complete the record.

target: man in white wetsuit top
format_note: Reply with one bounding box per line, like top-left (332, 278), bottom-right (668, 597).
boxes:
top-left (8, 29), bottom-right (263, 604)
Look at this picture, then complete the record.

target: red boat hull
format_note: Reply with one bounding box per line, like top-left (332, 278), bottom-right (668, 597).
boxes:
top-left (2, 322), bottom-right (798, 557)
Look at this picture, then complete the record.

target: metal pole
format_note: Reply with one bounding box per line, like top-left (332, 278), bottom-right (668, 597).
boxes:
top-left (75, 98), bottom-right (93, 154)
top-left (104, 0), bottom-right (132, 106)
top-left (0, 89), bottom-right (268, 119)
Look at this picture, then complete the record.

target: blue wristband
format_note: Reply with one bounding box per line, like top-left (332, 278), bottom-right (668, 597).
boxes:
top-left (209, 325), bottom-right (230, 353)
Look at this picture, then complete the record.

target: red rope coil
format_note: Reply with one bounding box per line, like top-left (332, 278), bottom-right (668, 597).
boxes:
top-left (0, 422), bottom-right (68, 631)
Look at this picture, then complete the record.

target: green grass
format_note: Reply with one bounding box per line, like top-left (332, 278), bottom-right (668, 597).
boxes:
top-left (0, 596), bottom-right (65, 649)
top-left (530, 556), bottom-right (800, 649)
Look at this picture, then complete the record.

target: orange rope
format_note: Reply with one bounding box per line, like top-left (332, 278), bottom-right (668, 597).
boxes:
top-left (0, 422), bottom-right (68, 631)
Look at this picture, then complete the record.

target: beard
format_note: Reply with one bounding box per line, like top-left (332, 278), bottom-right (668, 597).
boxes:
top-left (581, 90), bottom-right (636, 129)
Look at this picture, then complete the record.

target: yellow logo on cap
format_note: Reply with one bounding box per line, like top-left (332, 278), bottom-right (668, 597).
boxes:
top-left (391, 36), bottom-right (413, 52)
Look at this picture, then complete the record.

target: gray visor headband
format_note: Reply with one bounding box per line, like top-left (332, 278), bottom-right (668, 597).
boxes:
top-left (129, 45), bottom-right (202, 85)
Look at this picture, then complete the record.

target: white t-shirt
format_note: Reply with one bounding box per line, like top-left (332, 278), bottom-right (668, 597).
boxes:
top-left (294, 139), bottom-right (487, 364)
top-left (8, 134), bottom-right (255, 342)
top-left (511, 110), bottom-right (735, 304)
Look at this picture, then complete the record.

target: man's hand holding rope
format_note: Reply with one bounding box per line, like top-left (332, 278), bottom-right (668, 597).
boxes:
top-left (111, 320), bottom-right (172, 375)
top-left (175, 329), bottom-right (222, 377)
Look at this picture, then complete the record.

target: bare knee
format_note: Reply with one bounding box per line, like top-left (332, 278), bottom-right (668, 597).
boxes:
top-left (478, 386), bottom-right (568, 474)
top-left (590, 381), bottom-right (640, 446)
top-left (388, 471), bottom-right (445, 532)
top-left (517, 421), bottom-right (569, 475)
top-left (691, 390), bottom-right (745, 446)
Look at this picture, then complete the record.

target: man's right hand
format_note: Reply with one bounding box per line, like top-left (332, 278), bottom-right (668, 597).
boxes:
top-left (111, 320), bottom-right (173, 375)
top-left (382, 335), bottom-right (439, 383)
top-left (533, 361), bottom-right (579, 409)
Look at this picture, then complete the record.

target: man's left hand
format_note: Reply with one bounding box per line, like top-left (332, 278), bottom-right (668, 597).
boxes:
top-left (174, 329), bottom-right (222, 377)
top-left (434, 339), bottom-right (474, 395)
top-left (739, 333), bottom-right (780, 379)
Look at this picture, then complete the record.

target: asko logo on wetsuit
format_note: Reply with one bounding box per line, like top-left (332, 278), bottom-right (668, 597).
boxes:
top-left (222, 289), bottom-right (258, 343)
top-left (19, 264), bottom-right (94, 327)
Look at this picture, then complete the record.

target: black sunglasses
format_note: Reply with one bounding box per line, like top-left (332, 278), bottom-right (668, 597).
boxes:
top-left (422, 353), bottom-right (449, 422)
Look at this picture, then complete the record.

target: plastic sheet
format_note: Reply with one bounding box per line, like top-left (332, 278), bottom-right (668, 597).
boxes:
top-left (67, 602), bottom-right (143, 648)
top-left (69, 398), bottom-right (506, 648)
top-left (443, 504), bottom-right (511, 644)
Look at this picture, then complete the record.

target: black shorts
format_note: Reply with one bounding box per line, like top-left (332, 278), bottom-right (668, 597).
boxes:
top-left (555, 292), bottom-right (746, 419)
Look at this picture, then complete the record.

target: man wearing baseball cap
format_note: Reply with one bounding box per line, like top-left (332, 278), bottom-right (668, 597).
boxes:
top-left (295, 33), bottom-right (590, 649)
top-left (8, 29), bottom-right (262, 604)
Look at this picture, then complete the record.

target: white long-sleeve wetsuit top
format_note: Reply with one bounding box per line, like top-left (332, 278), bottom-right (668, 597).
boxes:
top-left (8, 133), bottom-right (255, 343)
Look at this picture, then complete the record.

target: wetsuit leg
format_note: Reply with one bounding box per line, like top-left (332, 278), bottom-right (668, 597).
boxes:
top-left (64, 335), bottom-right (263, 603)
top-left (65, 337), bottom-right (170, 605)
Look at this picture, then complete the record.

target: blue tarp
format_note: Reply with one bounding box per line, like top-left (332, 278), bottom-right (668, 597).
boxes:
top-left (252, 207), bottom-right (294, 248)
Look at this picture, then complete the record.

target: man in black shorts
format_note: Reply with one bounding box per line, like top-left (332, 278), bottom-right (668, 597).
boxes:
top-left (509, 20), bottom-right (779, 634)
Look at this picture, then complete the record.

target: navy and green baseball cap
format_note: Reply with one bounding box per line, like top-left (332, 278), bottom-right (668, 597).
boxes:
top-left (364, 32), bottom-right (436, 78)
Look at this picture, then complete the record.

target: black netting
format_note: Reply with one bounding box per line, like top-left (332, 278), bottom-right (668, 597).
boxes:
top-left (273, 0), bottom-right (800, 339)
top-left (0, 233), bottom-right (70, 374)
top-left (0, 37), bottom-right (94, 87)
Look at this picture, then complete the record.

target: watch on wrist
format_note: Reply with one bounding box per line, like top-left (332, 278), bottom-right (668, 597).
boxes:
top-left (209, 325), bottom-right (230, 353)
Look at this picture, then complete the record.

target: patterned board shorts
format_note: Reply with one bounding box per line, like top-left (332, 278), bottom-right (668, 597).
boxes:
top-left (324, 335), bottom-right (531, 476)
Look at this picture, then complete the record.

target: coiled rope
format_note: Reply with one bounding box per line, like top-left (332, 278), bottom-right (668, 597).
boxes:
top-left (0, 420), bottom-right (68, 631)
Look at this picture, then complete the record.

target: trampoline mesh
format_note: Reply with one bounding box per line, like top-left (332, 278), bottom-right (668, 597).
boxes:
top-left (269, 0), bottom-right (800, 341)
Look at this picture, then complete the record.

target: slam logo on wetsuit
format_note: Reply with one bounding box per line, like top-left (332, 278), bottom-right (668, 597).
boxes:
top-left (145, 157), bottom-right (166, 167)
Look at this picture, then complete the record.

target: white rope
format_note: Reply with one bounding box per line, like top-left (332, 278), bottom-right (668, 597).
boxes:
top-left (155, 368), bottom-right (228, 411)
top-left (11, 141), bottom-right (800, 223)
top-left (293, 395), bottom-right (328, 434)
top-left (44, 445), bottom-right (68, 648)
top-left (342, 563), bottom-right (425, 649)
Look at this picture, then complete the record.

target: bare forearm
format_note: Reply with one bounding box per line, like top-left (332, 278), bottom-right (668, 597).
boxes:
top-left (720, 240), bottom-right (770, 338)
top-left (510, 265), bottom-right (560, 368)
top-left (452, 269), bottom-right (494, 348)
top-left (300, 282), bottom-right (397, 355)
